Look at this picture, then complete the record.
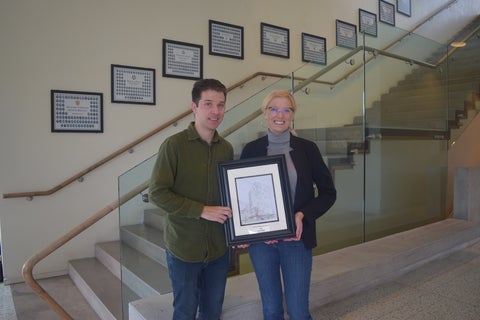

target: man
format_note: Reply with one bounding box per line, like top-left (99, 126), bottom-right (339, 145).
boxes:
top-left (149, 78), bottom-right (233, 320)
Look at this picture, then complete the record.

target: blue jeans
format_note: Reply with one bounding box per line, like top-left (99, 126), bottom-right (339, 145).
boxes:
top-left (248, 241), bottom-right (313, 320)
top-left (166, 250), bottom-right (229, 320)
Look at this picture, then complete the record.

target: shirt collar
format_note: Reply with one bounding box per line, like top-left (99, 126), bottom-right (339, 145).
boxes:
top-left (187, 121), bottom-right (220, 143)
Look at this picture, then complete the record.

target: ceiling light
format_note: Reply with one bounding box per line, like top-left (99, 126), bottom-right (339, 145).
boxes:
top-left (450, 41), bottom-right (466, 48)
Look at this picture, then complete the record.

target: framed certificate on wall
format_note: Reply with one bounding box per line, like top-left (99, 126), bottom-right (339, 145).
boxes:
top-left (163, 39), bottom-right (203, 80)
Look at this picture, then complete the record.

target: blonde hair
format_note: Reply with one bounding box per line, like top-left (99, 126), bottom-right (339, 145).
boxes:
top-left (262, 90), bottom-right (298, 135)
top-left (261, 90), bottom-right (297, 113)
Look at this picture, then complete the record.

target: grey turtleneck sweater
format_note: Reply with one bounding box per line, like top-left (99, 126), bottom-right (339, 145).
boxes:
top-left (267, 129), bottom-right (297, 201)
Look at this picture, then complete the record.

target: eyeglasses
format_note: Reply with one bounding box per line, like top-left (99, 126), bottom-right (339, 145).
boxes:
top-left (267, 106), bottom-right (293, 115)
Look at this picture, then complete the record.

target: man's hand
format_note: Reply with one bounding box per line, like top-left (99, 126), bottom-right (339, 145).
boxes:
top-left (200, 206), bottom-right (232, 224)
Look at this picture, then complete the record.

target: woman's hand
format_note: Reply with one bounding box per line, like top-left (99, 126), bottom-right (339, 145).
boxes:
top-left (232, 244), bottom-right (250, 249)
top-left (284, 211), bottom-right (304, 241)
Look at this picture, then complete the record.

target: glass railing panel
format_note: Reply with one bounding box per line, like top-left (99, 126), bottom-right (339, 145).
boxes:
top-left (291, 58), bottom-right (366, 255)
top-left (117, 107), bottom-right (198, 318)
top-left (292, 46), bottom-right (361, 81)
top-left (365, 23), bottom-right (409, 50)
top-left (294, 44), bottom-right (366, 255)
top-left (226, 73), bottom-right (289, 111)
top-left (117, 153), bottom-right (163, 319)
top-left (362, 31), bottom-right (448, 241)
top-left (118, 154), bottom-right (157, 225)
top-left (412, 0), bottom-right (478, 50)
top-left (447, 29), bottom-right (480, 144)
top-left (363, 138), bottom-right (447, 241)
top-left (293, 48), bottom-right (364, 87)
top-left (383, 31), bottom-right (445, 64)
top-left (362, 27), bottom-right (449, 132)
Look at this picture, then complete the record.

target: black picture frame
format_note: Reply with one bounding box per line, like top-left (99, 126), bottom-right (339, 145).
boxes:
top-left (51, 90), bottom-right (103, 133)
top-left (379, 0), bottom-right (396, 26)
top-left (336, 20), bottom-right (358, 50)
top-left (162, 39), bottom-right (203, 80)
top-left (209, 20), bottom-right (244, 59)
top-left (111, 64), bottom-right (156, 105)
top-left (217, 155), bottom-right (295, 246)
top-left (260, 22), bottom-right (290, 59)
top-left (397, 0), bottom-right (411, 17)
top-left (359, 9), bottom-right (378, 37)
top-left (301, 32), bottom-right (327, 65)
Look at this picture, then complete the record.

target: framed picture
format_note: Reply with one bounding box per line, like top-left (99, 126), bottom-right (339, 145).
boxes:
top-left (217, 155), bottom-right (295, 246)
top-left (260, 22), bottom-right (290, 59)
top-left (397, 0), bottom-right (411, 17)
top-left (336, 20), bottom-right (357, 50)
top-left (111, 64), bottom-right (155, 105)
top-left (209, 20), bottom-right (244, 59)
top-left (301, 32), bottom-right (327, 65)
top-left (162, 39), bottom-right (203, 80)
top-left (379, 0), bottom-right (395, 26)
top-left (51, 90), bottom-right (103, 133)
top-left (359, 9), bottom-right (378, 37)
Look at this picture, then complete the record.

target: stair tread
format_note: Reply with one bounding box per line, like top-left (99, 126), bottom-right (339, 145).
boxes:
top-left (69, 257), bottom-right (123, 319)
top-left (121, 242), bottom-right (172, 295)
top-left (97, 239), bottom-right (171, 295)
top-left (97, 241), bottom-right (121, 259)
top-left (122, 224), bottom-right (166, 248)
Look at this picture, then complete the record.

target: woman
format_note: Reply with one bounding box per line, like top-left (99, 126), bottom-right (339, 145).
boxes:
top-left (240, 90), bottom-right (337, 320)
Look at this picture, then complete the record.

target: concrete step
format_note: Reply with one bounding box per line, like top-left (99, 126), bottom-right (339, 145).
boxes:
top-left (96, 241), bottom-right (121, 279)
top-left (70, 238), bottom-right (171, 320)
top-left (69, 258), bottom-right (125, 320)
top-left (120, 243), bottom-right (171, 298)
top-left (97, 240), bottom-right (171, 297)
top-left (120, 224), bottom-right (167, 268)
top-left (128, 218), bottom-right (480, 320)
top-left (143, 208), bottom-right (166, 230)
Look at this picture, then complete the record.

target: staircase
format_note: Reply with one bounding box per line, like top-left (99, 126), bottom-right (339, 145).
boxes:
top-left (297, 18), bottom-right (480, 169)
top-left (69, 208), bottom-right (170, 319)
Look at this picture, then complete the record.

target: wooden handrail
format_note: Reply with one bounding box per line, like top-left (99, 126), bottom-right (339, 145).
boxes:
top-left (1, 72), bottom-right (291, 200)
top-left (1, 110), bottom-right (190, 200)
top-left (22, 180), bottom-right (149, 320)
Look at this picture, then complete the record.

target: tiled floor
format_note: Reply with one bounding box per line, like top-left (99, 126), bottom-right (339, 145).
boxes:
top-left (2, 240), bottom-right (480, 320)
top-left (0, 280), bottom-right (17, 320)
top-left (1, 276), bottom-right (99, 320)
top-left (312, 240), bottom-right (480, 320)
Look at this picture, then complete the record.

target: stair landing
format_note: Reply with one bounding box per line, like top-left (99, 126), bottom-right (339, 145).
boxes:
top-left (129, 218), bottom-right (480, 320)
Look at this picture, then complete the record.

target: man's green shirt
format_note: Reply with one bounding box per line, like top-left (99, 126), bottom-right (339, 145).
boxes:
top-left (149, 122), bottom-right (233, 262)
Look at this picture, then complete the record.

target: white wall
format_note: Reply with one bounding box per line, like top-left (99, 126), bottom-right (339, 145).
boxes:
top-left (1, 0), bottom-right (478, 283)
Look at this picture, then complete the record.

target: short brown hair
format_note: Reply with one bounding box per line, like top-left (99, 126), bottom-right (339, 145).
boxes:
top-left (191, 79), bottom-right (227, 105)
